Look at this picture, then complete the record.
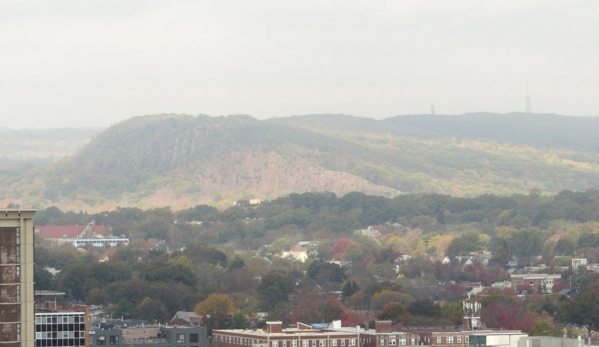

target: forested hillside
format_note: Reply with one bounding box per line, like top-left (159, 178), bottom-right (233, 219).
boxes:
top-left (32, 190), bottom-right (599, 332)
top-left (3, 113), bottom-right (599, 210)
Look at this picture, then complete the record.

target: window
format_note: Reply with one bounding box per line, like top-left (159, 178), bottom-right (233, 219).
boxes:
top-left (321, 341), bottom-right (327, 347)
top-left (292, 341), bottom-right (298, 347)
top-left (331, 340), bottom-right (337, 346)
top-left (400, 339), bottom-right (406, 346)
top-left (63, 317), bottom-right (68, 323)
top-left (390, 339), bottom-right (397, 345)
top-left (437, 337), bottom-right (441, 344)
top-left (303, 340), bottom-right (309, 347)
top-left (283, 341), bottom-right (287, 347)
top-left (63, 332), bottom-right (69, 338)
top-left (465, 337), bottom-right (469, 343)
top-left (380, 340), bottom-right (386, 346)
top-left (16, 266), bottom-right (20, 280)
top-left (36, 332), bottom-right (42, 339)
top-left (341, 340), bottom-right (346, 346)
top-left (36, 317), bottom-right (41, 324)
top-left (16, 323), bottom-right (21, 341)
top-left (447, 337), bottom-right (453, 344)
top-left (312, 340), bottom-right (317, 347)
top-left (190, 334), bottom-right (199, 343)
top-left (16, 228), bottom-right (20, 245)
top-left (109, 335), bottom-right (119, 345)
top-left (350, 339), bottom-right (356, 346)
top-left (457, 337), bottom-right (461, 343)
top-left (410, 339), bottom-right (414, 345)
top-left (177, 334), bottom-right (186, 343)
top-left (16, 247), bottom-right (20, 263)
top-left (16, 285), bottom-right (20, 302)
top-left (273, 341), bottom-right (279, 347)
top-left (96, 336), bottom-right (106, 345)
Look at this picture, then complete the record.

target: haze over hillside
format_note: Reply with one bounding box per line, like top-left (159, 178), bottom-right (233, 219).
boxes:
top-left (0, 127), bottom-right (102, 164)
top-left (2, 113), bottom-right (599, 211)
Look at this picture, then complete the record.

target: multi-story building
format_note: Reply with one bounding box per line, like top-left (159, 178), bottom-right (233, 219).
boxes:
top-left (35, 311), bottom-right (87, 347)
top-left (510, 274), bottom-right (561, 293)
top-left (213, 322), bottom-right (359, 347)
top-left (397, 328), bottom-right (525, 347)
top-left (34, 291), bottom-right (89, 347)
top-left (469, 332), bottom-right (527, 347)
top-left (90, 325), bottom-right (206, 347)
top-left (0, 209), bottom-right (36, 347)
top-left (324, 321), bottom-right (423, 347)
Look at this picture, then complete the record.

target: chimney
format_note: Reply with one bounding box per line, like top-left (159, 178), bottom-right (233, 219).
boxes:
top-left (375, 321), bottom-right (392, 333)
top-left (266, 322), bottom-right (283, 333)
top-left (463, 318), bottom-right (470, 330)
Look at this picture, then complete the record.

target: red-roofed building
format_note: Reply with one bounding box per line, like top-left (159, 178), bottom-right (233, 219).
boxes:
top-left (35, 224), bottom-right (105, 241)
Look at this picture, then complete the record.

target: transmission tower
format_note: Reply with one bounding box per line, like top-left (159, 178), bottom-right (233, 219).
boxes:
top-left (525, 84), bottom-right (532, 114)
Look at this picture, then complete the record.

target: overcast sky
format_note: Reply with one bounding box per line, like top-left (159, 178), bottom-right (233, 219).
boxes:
top-left (1, 1), bottom-right (597, 129)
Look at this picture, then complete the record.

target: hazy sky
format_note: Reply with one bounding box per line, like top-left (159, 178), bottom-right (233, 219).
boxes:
top-left (1, 1), bottom-right (598, 128)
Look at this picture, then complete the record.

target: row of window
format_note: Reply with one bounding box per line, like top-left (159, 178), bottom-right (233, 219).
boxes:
top-left (176, 333), bottom-right (200, 343)
top-left (35, 338), bottom-right (86, 347)
top-left (216, 335), bottom-right (357, 347)
top-left (379, 338), bottom-right (416, 346)
top-left (36, 332), bottom-right (85, 339)
top-left (96, 335), bottom-right (119, 345)
top-left (36, 316), bottom-right (84, 324)
top-left (424, 336), bottom-right (469, 344)
top-left (273, 339), bottom-right (356, 347)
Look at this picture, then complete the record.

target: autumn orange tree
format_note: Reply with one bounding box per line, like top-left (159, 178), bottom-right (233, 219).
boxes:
top-left (195, 293), bottom-right (238, 315)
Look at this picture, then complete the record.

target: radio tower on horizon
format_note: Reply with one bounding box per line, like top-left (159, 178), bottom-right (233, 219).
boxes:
top-left (525, 84), bottom-right (532, 114)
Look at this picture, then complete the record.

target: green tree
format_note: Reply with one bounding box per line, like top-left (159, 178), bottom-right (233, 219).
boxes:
top-left (105, 299), bottom-right (134, 319)
top-left (508, 228), bottom-right (547, 266)
top-left (135, 297), bottom-right (169, 321)
top-left (377, 302), bottom-right (410, 322)
top-left (561, 284), bottom-right (599, 337)
top-left (446, 231), bottom-right (483, 257)
top-left (228, 255), bottom-right (246, 270)
top-left (230, 313), bottom-right (249, 329)
top-left (529, 320), bottom-right (561, 337)
top-left (407, 299), bottom-right (442, 318)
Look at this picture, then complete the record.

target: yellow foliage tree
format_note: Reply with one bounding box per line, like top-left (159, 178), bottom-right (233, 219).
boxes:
top-left (168, 255), bottom-right (193, 269)
top-left (194, 293), bottom-right (238, 315)
top-left (426, 235), bottom-right (453, 255)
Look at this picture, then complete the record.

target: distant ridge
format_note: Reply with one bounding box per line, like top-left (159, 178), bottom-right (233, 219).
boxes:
top-left (2, 112), bottom-right (599, 211)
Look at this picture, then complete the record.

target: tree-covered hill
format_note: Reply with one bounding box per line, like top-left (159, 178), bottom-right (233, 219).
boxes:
top-left (3, 113), bottom-right (599, 210)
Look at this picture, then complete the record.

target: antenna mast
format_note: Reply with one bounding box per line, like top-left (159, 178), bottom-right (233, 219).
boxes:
top-left (525, 84), bottom-right (532, 114)
top-left (431, 105), bottom-right (435, 115)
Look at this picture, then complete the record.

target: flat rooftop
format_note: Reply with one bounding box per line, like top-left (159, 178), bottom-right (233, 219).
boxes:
top-left (213, 328), bottom-right (357, 337)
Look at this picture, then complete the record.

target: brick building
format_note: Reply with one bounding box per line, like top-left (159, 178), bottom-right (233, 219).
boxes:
top-left (510, 274), bottom-right (561, 293)
top-left (0, 210), bottom-right (36, 347)
top-left (324, 321), bottom-right (422, 347)
top-left (213, 322), bottom-right (359, 347)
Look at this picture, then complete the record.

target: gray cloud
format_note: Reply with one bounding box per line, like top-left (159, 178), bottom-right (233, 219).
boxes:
top-left (1, 0), bottom-right (597, 128)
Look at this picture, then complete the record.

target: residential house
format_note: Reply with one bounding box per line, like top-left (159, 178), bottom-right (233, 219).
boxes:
top-left (510, 274), bottom-right (562, 293)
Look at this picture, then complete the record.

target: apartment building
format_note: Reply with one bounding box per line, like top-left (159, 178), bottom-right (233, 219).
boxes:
top-left (0, 210), bottom-right (36, 347)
